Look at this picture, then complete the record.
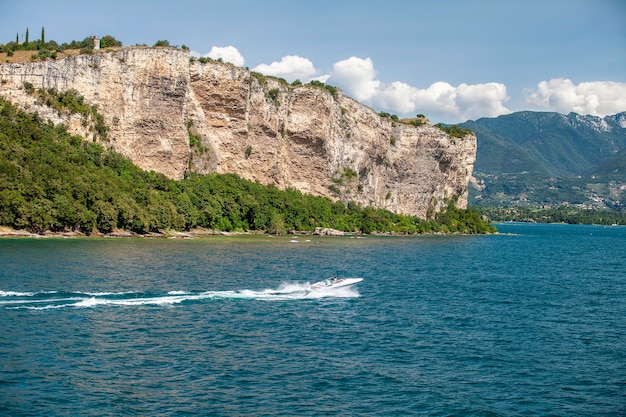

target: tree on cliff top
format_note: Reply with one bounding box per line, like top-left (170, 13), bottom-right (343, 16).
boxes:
top-left (100, 35), bottom-right (122, 48)
top-left (1, 33), bottom-right (122, 55)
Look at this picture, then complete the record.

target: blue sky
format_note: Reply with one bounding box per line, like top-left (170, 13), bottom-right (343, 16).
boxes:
top-left (2, 0), bottom-right (625, 123)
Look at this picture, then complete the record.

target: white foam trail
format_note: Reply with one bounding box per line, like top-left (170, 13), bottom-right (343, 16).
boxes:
top-left (259, 282), bottom-right (309, 294)
top-left (0, 290), bottom-right (36, 297)
top-left (74, 297), bottom-right (100, 307)
top-left (80, 291), bottom-right (137, 296)
top-left (2, 283), bottom-right (360, 310)
top-left (0, 290), bottom-right (59, 297)
top-left (304, 286), bottom-right (360, 299)
top-left (16, 303), bottom-right (70, 311)
top-left (0, 297), bottom-right (83, 306)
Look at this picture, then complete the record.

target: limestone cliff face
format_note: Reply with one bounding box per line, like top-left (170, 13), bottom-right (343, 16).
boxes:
top-left (0, 47), bottom-right (475, 218)
top-left (0, 48), bottom-right (191, 179)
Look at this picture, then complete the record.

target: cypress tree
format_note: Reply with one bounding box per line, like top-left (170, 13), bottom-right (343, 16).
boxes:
top-left (16, 32), bottom-right (18, 43)
top-left (41, 27), bottom-right (45, 44)
top-left (25, 28), bottom-right (29, 45)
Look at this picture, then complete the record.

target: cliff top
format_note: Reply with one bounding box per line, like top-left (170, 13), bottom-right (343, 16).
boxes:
top-left (0, 46), bottom-right (126, 64)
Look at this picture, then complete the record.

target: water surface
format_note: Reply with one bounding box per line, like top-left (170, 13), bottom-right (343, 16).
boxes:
top-left (1, 224), bottom-right (625, 416)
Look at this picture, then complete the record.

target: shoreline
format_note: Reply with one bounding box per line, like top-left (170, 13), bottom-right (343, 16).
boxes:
top-left (0, 227), bottom-right (276, 239)
top-left (0, 226), bottom-right (354, 239)
top-left (0, 226), bottom-right (482, 239)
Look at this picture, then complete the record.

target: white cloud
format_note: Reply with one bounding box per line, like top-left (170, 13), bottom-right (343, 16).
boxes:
top-left (456, 82), bottom-right (510, 120)
top-left (186, 50), bottom-right (511, 122)
top-left (197, 49), bottom-right (624, 121)
top-left (328, 57), bottom-right (510, 122)
top-left (331, 57), bottom-right (380, 102)
top-left (524, 78), bottom-right (626, 117)
top-left (252, 55), bottom-right (318, 83)
top-left (193, 46), bottom-right (245, 66)
top-left (378, 81), bottom-right (459, 117)
top-left (310, 74), bottom-right (331, 83)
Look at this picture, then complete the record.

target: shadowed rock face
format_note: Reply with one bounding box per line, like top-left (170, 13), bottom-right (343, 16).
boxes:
top-left (0, 47), bottom-right (476, 218)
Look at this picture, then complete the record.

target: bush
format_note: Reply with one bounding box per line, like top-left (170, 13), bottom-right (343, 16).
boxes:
top-left (23, 82), bottom-right (34, 94)
top-left (379, 111), bottom-right (399, 120)
top-left (343, 167), bottom-right (357, 179)
top-left (308, 80), bottom-right (339, 98)
top-left (100, 35), bottom-right (122, 48)
top-left (267, 88), bottom-right (280, 105)
top-left (435, 123), bottom-right (473, 138)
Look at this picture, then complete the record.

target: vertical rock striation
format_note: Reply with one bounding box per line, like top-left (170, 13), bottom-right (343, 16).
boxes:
top-left (0, 47), bottom-right (476, 218)
top-left (0, 47), bottom-right (191, 179)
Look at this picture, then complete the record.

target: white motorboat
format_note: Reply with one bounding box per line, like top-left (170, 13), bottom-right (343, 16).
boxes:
top-left (307, 277), bottom-right (363, 292)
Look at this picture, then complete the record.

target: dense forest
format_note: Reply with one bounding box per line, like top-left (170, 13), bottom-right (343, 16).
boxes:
top-left (0, 97), bottom-right (496, 235)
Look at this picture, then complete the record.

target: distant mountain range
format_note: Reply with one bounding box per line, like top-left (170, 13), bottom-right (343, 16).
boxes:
top-left (458, 111), bottom-right (626, 209)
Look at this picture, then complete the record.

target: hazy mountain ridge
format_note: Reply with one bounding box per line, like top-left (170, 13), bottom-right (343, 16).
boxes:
top-left (460, 111), bottom-right (626, 208)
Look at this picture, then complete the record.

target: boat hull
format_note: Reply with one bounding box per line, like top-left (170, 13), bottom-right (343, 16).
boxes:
top-left (307, 277), bottom-right (363, 292)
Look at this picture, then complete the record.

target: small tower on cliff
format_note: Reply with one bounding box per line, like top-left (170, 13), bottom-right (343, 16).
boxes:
top-left (91, 35), bottom-right (100, 50)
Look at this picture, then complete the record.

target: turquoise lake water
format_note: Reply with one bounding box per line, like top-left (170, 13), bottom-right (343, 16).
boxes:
top-left (1, 223), bottom-right (625, 416)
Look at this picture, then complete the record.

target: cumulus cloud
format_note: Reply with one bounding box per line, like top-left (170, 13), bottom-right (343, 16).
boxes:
top-left (252, 55), bottom-right (319, 83)
top-left (191, 46), bottom-right (245, 66)
top-left (328, 57), bottom-right (510, 122)
top-left (331, 57), bottom-right (380, 102)
top-left (189, 50), bottom-right (510, 121)
top-left (524, 78), bottom-right (626, 117)
top-left (456, 82), bottom-right (511, 121)
top-left (189, 47), bottom-right (626, 121)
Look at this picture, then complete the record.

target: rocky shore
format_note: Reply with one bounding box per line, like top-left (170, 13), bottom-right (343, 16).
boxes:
top-left (0, 226), bottom-right (349, 239)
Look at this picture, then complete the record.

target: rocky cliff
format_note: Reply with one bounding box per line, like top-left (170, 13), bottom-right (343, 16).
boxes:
top-left (0, 47), bottom-right (476, 218)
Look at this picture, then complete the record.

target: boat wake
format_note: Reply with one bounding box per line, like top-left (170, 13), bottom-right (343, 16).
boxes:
top-left (0, 283), bottom-right (359, 310)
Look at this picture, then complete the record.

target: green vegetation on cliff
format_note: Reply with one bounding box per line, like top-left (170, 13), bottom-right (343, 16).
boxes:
top-left (0, 97), bottom-right (495, 235)
top-left (435, 123), bottom-right (473, 138)
top-left (1, 30), bottom-right (122, 61)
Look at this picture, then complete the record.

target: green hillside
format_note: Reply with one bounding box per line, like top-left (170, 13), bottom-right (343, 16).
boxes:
top-left (460, 111), bottom-right (626, 209)
top-left (591, 149), bottom-right (626, 181)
